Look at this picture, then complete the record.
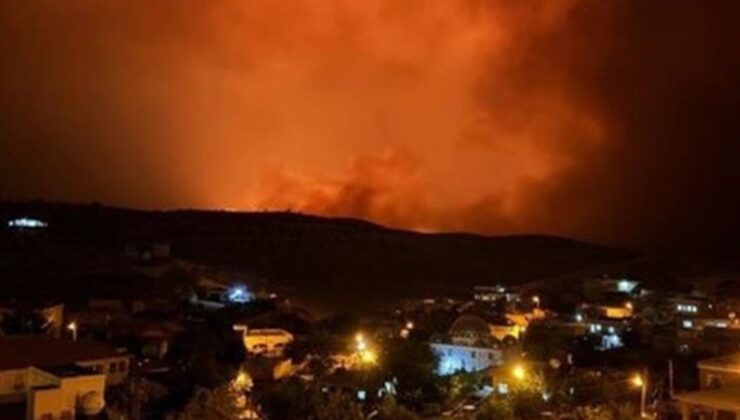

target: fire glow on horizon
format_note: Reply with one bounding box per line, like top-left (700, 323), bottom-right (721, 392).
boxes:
top-left (2, 0), bottom-right (739, 248)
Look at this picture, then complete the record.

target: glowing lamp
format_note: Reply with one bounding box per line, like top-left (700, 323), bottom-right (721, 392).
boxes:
top-left (631, 374), bottom-right (644, 388)
top-left (512, 364), bottom-right (526, 381)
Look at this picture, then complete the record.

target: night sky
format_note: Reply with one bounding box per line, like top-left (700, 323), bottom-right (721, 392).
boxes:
top-left (1, 0), bottom-right (739, 250)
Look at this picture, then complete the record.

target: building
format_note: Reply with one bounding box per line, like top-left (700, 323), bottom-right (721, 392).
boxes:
top-left (698, 353), bottom-right (740, 389)
top-left (583, 277), bottom-right (640, 302)
top-left (668, 294), bottom-right (709, 317)
top-left (0, 365), bottom-right (106, 420)
top-left (431, 341), bottom-right (504, 375)
top-left (674, 353), bottom-right (740, 419)
top-left (0, 336), bottom-right (130, 419)
top-left (579, 301), bottom-right (634, 320)
top-left (584, 319), bottom-right (630, 351)
top-left (0, 336), bottom-right (130, 387)
top-left (674, 387), bottom-right (740, 420)
top-left (234, 325), bottom-right (294, 358)
top-left (473, 285), bottom-right (521, 304)
top-left (679, 317), bottom-right (737, 332)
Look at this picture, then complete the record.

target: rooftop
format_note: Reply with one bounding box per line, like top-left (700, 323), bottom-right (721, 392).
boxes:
top-left (40, 363), bottom-right (97, 378)
top-left (698, 352), bottom-right (740, 373)
top-left (675, 387), bottom-right (740, 411)
top-left (0, 336), bottom-right (128, 371)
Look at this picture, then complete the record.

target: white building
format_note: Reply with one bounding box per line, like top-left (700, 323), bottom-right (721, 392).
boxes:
top-left (473, 285), bottom-right (520, 304)
top-left (431, 342), bottom-right (504, 376)
top-left (0, 336), bottom-right (130, 419)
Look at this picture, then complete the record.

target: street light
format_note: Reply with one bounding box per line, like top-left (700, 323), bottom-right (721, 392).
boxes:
top-left (354, 332), bottom-right (376, 366)
top-left (67, 321), bottom-right (77, 341)
top-left (512, 364), bottom-right (526, 381)
top-left (359, 349), bottom-right (377, 364)
top-left (532, 296), bottom-right (540, 309)
top-left (355, 333), bottom-right (367, 351)
top-left (631, 373), bottom-right (647, 417)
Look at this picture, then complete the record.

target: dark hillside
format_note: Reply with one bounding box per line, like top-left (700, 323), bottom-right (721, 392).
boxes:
top-left (0, 201), bottom-right (632, 311)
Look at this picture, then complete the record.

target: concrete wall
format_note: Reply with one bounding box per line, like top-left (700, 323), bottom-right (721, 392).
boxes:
top-left (27, 374), bottom-right (105, 420)
top-left (0, 369), bottom-right (29, 401)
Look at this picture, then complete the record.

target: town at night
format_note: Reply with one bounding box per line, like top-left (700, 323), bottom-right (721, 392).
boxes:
top-left (1, 1), bottom-right (740, 419)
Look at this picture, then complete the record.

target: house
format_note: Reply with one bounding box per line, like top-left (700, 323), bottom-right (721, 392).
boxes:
top-left (579, 301), bottom-right (634, 320)
top-left (584, 318), bottom-right (631, 351)
top-left (668, 294), bottom-right (709, 317)
top-left (430, 340), bottom-right (504, 375)
top-left (0, 365), bottom-right (106, 420)
top-left (0, 336), bottom-right (131, 387)
top-left (0, 336), bottom-right (130, 419)
top-left (234, 325), bottom-right (294, 358)
top-left (674, 353), bottom-right (740, 420)
top-left (697, 353), bottom-right (740, 389)
top-left (583, 277), bottom-right (640, 301)
top-left (473, 285), bottom-right (521, 304)
top-left (674, 387), bottom-right (740, 420)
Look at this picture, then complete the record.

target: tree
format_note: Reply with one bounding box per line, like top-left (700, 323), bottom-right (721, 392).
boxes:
top-left (574, 403), bottom-right (639, 420)
top-left (446, 371), bottom-right (485, 406)
top-left (257, 377), bottom-right (316, 420)
top-left (383, 339), bottom-right (441, 407)
top-left (476, 398), bottom-right (516, 420)
top-left (107, 377), bottom-right (169, 420)
top-left (314, 391), bottom-right (364, 420)
top-left (164, 316), bottom-right (246, 412)
top-left (376, 395), bottom-right (419, 420)
top-left (176, 383), bottom-right (248, 420)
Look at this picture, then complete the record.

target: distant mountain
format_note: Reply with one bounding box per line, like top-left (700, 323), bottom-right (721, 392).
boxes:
top-left (0, 201), bottom-right (633, 311)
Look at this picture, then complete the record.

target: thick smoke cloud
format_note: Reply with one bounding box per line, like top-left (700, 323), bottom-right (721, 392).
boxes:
top-left (1, 0), bottom-right (739, 250)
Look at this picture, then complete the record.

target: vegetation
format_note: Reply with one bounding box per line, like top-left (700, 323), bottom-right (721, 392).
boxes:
top-left (175, 383), bottom-right (248, 420)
